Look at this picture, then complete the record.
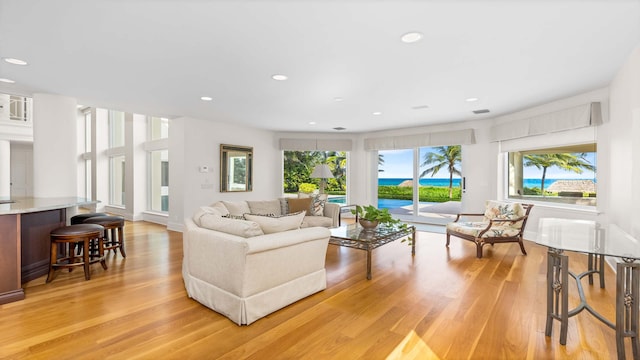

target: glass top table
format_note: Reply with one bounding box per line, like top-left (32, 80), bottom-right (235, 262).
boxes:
top-left (535, 218), bottom-right (640, 360)
top-left (536, 218), bottom-right (640, 261)
top-left (329, 223), bottom-right (416, 280)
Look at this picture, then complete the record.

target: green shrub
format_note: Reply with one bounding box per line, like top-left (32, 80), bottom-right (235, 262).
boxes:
top-left (378, 185), bottom-right (461, 202)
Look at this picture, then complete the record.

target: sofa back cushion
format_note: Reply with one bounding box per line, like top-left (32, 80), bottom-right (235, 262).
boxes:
top-left (199, 213), bottom-right (264, 238)
top-left (221, 201), bottom-right (251, 217)
top-left (244, 211), bottom-right (306, 234)
top-left (247, 200), bottom-right (282, 216)
top-left (193, 206), bottom-right (226, 226)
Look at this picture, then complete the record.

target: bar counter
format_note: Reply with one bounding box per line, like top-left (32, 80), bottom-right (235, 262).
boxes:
top-left (0, 197), bottom-right (97, 304)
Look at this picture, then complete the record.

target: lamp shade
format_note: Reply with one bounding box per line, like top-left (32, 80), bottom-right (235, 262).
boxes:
top-left (310, 164), bottom-right (334, 179)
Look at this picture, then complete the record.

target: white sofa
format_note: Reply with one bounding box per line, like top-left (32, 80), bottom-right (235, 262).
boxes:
top-left (182, 203), bottom-right (331, 325)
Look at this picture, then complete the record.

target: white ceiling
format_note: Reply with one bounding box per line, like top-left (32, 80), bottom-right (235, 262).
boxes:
top-left (1, 0), bottom-right (639, 133)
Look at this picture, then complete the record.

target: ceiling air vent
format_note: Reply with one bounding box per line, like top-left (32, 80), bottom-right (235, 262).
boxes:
top-left (472, 109), bottom-right (490, 114)
top-left (333, 127), bottom-right (347, 131)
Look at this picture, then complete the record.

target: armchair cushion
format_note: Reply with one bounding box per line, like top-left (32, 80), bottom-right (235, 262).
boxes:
top-left (446, 222), bottom-right (523, 238)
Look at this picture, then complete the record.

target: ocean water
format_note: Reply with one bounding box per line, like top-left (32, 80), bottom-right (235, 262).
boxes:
top-left (378, 178), bottom-right (593, 190)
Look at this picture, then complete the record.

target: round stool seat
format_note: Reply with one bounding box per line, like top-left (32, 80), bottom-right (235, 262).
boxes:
top-left (84, 215), bottom-right (126, 258)
top-left (83, 215), bottom-right (124, 227)
top-left (51, 223), bottom-right (104, 237)
top-left (70, 213), bottom-right (107, 225)
top-left (47, 224), bottom-right (108, 283)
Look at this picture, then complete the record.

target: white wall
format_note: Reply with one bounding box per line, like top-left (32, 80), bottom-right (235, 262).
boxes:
top-left (168, 117), bottom-right (282, 231)
top-left (608, 45), bottom-right (640, 238)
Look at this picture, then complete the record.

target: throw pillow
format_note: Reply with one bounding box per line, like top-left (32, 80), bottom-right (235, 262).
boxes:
top-left (198, 214), bottom-right (264, 238)
top-left (278, 198), bottom-right (289, 215)
top-left (244, 211), bottom-right (306, 234)
top-left (221, 201), bottom-right (251, 217)
top-left (298, 193), bottom-right (328, 216)
top-left (287, 197), bottom-right (312, 214)
top-left (247, 199), bottom-right (282, 216)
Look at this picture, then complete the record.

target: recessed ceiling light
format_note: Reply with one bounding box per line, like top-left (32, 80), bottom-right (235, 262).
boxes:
top-left (333, 97), bottom-right (344, 102)
top-left (372, 111), bottom-right (382, 116)
top-left (3, 58), bottom-right (28, 65)
top-left (412, 105), bottom-right (430, 110)
top-left (473, 109), bottom-right (490, 114)
top-left (401, 32), bottom-right (423, 43)
top-left (308, 121), bottom-right (316, 125)
top-left (333, 127), bottom-right (346, 131)
top-left (271, 74), bottom-right (288, 81)
top-left (200, 96), bottom-right (213, 101)
top-left (0, 78), bottom-right (15, 83)
top-left (465, 97), bottom-right (479, 102)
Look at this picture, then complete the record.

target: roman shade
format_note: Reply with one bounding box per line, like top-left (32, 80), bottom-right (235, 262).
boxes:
top-left (490, 102), bottom-right (602, 142)
top-left (363, 129), bottom-right (475, 151)
top-left (279, 138), bottom-right (353, 151)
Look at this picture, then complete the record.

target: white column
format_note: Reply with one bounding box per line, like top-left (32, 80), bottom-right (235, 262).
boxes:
top-left (32, 93), bottom-right (77, 197)
top-left (0, 140), bottom-right (10, 197)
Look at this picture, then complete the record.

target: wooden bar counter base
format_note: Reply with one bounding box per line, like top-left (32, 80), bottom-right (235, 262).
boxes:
top-left (0, 197), bottom-right (98, 304)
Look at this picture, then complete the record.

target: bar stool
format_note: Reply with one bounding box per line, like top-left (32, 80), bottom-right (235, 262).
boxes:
top-left (70, 212), bottom-right (107, 225)
top-left (47, 224), bottom-right (107, 283)
top-left (70, 213), bottom-right (107, 255)
top-left (84, 215), bottom-right (126, 258)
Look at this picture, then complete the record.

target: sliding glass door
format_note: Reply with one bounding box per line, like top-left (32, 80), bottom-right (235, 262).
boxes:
top-left (378, 146), bottom-right (462, 225)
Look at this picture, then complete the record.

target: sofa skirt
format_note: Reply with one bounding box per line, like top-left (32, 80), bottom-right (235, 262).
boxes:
top-left (183, 267), bottom-right (327, 325)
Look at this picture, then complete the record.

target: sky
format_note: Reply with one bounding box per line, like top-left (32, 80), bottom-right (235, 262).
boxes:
top-left (378, 149), bottom-right (597, 179)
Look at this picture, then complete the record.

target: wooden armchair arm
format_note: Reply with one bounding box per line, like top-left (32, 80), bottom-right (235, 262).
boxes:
top-left (453, 213), bottom-right (485, 222)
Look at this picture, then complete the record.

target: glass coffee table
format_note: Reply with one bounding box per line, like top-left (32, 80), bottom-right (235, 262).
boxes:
top-left (329, 223), bottom-right (416, 280)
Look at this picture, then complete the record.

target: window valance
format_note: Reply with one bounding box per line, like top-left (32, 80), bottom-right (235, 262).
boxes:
top-left (279, 138), bottom-right (353, 151)
top-left (363, 129), bottom-right (475, 151)
top-left (489, 102), bottom-right (602, 142)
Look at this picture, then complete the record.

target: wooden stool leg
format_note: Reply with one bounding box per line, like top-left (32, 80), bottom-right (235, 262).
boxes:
top-left (118, 226), bottom-right (126, 258)
top-left (46, 241), bottom-right (57, 283)
top-left (98, 236), bottom-right (107, 270)
top-left (82, 239), bottom-right (90, 280)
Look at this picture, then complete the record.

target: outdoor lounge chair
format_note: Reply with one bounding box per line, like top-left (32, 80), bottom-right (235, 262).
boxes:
top-left (446, 201), bottom-right (533, 258)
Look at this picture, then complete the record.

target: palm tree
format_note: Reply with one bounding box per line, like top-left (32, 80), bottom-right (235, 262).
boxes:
top-left (523, 153), bottom-right (596, 194)
top-left (420, 145), bottom-right (462, 199)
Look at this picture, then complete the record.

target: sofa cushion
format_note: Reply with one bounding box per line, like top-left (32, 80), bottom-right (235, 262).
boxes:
top-left (278, 198), bottom-right (289, 215)
top-left (244, 211), bottom-right (306, 234)
top-left (222, 201), bottom-right (251, 217)
top-left (446, 221), bottom-right (522, 238)
top-left (287, 197), bottom-right (313, 214)
top-left (301, 215), bottom-right (333, 228)
top-left (247, 200), bottom-right (282, 216)
top-left (193, 206), bottom-right (226, 226)
top-left (208, 201), bottom-right (230, 217)
top-left (199, 213), bottom-right (264, 238)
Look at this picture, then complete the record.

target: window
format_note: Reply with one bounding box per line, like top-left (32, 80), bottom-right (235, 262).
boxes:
top-left (506, 144), bottom-right (597, 206)
top-left (149, 150), bottom-right (169, 212)
top-left (110, 155), bottom-right (125, 206)
top-left (283, 150), bottom-right (347, 204)
top-left (108, 110), bottom-right (125, 148)
top-left (149, 117), bottom-right (168, 140)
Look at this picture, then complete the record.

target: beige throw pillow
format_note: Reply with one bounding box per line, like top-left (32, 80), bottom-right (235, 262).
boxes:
top-left (244, 211), bottom-right (306, 234)
top-left (199, 213), bottom-right (264, 238)
top-left (192, 206), bottom-right (225, 226)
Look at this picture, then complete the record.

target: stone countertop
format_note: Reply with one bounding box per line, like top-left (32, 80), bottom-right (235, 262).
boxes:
top-left (0, 197), bottom-right (98, 215)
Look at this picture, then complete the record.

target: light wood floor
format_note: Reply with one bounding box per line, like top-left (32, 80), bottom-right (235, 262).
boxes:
top-left (0, 221), bottom-right (627, 359)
